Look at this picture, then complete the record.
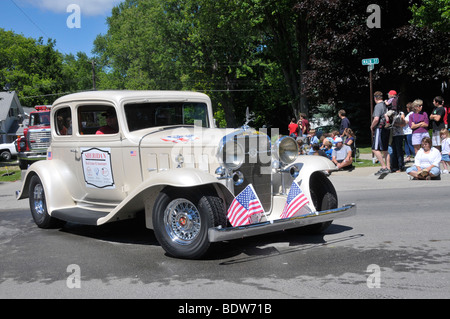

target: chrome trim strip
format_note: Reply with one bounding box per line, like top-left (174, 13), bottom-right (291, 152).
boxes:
top-left (208, 203), bottom-right (356, 242)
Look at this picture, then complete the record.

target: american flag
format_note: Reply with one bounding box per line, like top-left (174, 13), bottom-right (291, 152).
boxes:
top-left (280, 181), bottom-right (310, 219)
top-left (227, 184), bottom-right (264, 227)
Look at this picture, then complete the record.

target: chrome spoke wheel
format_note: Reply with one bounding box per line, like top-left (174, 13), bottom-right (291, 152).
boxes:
top-left (32, 183), bottom-right (45, 215)
top-left (164, 199), bottom-right (201, 245)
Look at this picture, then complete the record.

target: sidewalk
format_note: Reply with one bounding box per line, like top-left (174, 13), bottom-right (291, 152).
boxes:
top-left (332, 152), bottom-right (450, 180)
top-left (328, 153), bottom-right (450, 193)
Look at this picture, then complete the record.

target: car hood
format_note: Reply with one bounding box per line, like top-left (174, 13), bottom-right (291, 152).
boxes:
top-left (137, 126), bottom-right (244, 148)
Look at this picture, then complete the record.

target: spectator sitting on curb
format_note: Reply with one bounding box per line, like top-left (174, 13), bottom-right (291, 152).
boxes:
top-left (406, 137), bottom-right (441, 180)
top-left (331, 137), bottom-right (353, 170)
top-left (312, 144), bottom-right (327, 158)
top-left (307, 129), bottom-right (319, 154)
top-left (321, 139), bottom-right (333, 160)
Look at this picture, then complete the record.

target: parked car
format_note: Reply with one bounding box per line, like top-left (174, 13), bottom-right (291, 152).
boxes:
top-left (0, 139), bottom-right (18, 161)
top-left (17, 91), bottom-right (356, 259)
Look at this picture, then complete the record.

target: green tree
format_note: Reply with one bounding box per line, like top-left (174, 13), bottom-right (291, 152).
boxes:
top-left (411, 0), bottom-right (450, 31)
top-left (93, 0), bottom-right (282, 127)
top-left (0, 29), bottom-right (64, 106)
top-left (62, 52), bottom-right (100, 91)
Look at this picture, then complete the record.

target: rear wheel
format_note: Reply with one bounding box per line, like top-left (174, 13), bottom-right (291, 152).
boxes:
top-left (29, 175), bottom-right (61, 228)
top-left (304, 172), bottom-right (338, 233)
top-left (152, 189), bottom-right (227, 259)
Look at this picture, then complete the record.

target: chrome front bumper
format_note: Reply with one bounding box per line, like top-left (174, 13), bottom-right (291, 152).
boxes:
top-left (208, 203), bottom-right (356, 242)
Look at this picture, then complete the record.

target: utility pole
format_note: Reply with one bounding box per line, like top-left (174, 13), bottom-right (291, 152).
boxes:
top-left (369, 68), bottom-right (373, 121)
top-left (91, 60), bottom-right (96, 90)
top-left (362, 58), bottom-right (379, 121)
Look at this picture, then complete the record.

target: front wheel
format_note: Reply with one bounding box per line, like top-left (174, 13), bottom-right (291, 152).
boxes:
top-left (0, 150), bottom-right (12, 161)
top-left (304, 172), bottom-right (338, 234)
top-left (152, 189), bottom-right (227, 259)
top-left (29, 175), bottom-right (61, 228)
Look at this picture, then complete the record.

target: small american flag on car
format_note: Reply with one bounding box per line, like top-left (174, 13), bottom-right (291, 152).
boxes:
top-left (280, 181), bottom-right (310, 219)
top-left (227, 184), bottom-right (264, 227)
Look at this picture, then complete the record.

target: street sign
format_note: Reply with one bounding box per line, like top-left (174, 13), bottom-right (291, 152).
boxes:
top-left (367, 64), bottom-right (375, 72)
top-left (362, 58), bottom-right (379, 66)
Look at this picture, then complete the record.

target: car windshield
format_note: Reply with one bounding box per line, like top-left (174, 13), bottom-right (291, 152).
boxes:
top-left (124, 102), bottom-right (209, 132)
top-left (29, 112), bottom-right (50, 126)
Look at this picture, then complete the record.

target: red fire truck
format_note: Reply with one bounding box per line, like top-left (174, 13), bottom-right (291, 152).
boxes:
top-left (17, 105), bottom-right (51, 169)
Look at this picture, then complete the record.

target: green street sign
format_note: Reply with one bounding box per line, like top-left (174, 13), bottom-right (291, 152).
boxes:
top-left (362, 58), bottom-right (379, 66)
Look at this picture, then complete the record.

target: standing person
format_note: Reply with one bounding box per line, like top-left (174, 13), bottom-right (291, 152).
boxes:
top-left (440, 128), bottom-right (450, 174)
top-left (403, 102), bottom-right (415, 162)
top-left (288, 118), bottom-right (298, 138)
top-left (338, 109), bottom-right (351, 135)
top-left (429, 96), bottom-right (446, 151)
top-left (296, 118), bottom-right (303, 137)
top-left (370, 91), bottom-right (390, 175)
top-left (409, 99), bottom-right (429, 154)
top-left (406, 137), bottom-right (441, 180)
top-left (299, 113), bottom-right (310, 136)
top-left (389, 109), bottom-right (406, 172)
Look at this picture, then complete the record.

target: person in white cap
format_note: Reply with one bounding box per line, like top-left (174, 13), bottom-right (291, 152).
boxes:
top-left (331, 137), bottom-right (353, 170)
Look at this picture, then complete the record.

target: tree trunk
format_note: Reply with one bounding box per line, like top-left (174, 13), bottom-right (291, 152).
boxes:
top-left (221, 92), bottom-right (237, 128)
top-left (297, 12), bottom-right (309, 117)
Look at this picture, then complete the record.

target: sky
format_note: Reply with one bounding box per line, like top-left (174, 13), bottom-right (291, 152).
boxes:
top-left (0, 0), bottom-right (123, 56)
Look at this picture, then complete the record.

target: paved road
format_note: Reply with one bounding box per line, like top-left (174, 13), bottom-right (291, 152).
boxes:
top-left (1, 169), bottom-right (449, 299)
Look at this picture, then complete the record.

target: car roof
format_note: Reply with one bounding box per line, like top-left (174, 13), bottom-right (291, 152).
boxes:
top-left (53, 90), bottom-right (210, 106)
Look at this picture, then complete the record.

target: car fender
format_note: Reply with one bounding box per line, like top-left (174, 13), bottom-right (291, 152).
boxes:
top-left (290, 155), bottom-right (337, 212)
top-left (17, 159), bottom-right (76, 213)
top-left (97, 168), bottom-right (234, 228)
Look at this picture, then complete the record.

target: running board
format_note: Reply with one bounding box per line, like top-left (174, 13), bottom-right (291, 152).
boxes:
top-left (208, 203), bottom-right (356, 242)
top-left (51, 208), bottom-right (110, 225)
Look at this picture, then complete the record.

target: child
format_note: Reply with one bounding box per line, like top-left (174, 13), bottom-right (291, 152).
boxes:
top-left (440, 128), bottom-right (450, 174)
top-left (320, 139), bottom-right (333, 160)
top-left (308, 129), bottom-right (319, 146)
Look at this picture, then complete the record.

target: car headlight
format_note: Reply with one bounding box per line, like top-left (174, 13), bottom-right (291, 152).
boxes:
top-left (219, 140), bottom-right (245, 170)
top-left (274, 136), bottom-right (298, 165)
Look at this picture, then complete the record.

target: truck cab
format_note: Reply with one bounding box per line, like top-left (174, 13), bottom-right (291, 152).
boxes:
top-left (17, 105), bottom-right (51, 169)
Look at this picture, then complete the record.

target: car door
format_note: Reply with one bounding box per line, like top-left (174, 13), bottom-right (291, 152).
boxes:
top-left (55, 102), bottom-right (128, 204)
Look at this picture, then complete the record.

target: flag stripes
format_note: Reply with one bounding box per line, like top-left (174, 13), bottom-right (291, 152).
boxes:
top-left (280, 181), bottom-right (310, 219)
top-left (227, 184), bottom-right (264, 227)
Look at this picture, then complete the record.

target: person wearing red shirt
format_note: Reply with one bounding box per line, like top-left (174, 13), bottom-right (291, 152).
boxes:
top-left (288, 118), bottom-right (298, 137)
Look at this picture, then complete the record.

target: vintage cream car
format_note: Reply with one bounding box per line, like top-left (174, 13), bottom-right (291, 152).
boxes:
top-left (17, 91), bottom-right (356, 259)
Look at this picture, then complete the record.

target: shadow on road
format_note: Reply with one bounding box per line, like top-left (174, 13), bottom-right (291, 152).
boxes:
top-left (59, 214), bottom-right (159, 246)
top-left (57, 216), bottom-right (361, 262)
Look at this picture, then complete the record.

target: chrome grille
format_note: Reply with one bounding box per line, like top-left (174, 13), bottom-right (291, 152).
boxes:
top-left (233, 134), bottom-right (272, 212)
top-left (28, 129), bottom-right (51, 150)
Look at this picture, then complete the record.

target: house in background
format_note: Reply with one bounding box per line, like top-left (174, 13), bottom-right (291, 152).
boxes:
top-left (0, 91), bottom-right (26, 143)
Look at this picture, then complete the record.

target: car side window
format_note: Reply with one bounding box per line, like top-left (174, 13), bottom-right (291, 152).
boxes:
top-left (78, 105), bottom-right (119, 135)
top-left (55, 107), bottom-right (72, 136)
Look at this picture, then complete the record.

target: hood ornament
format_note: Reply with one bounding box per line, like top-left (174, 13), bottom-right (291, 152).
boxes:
top-left (243, 107), bottom-right (255, 130)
